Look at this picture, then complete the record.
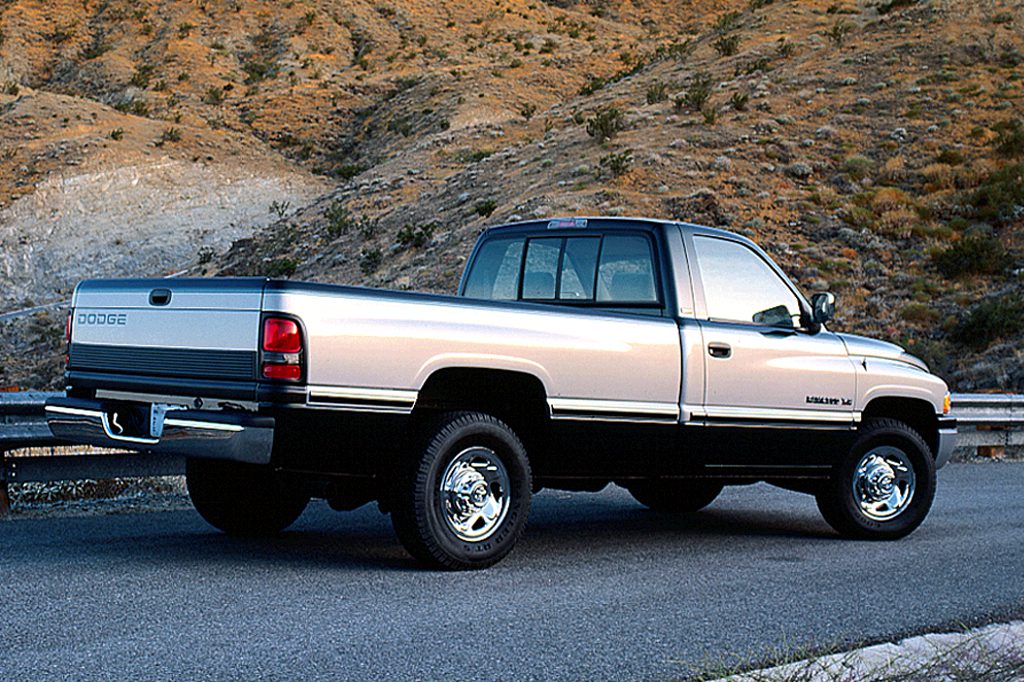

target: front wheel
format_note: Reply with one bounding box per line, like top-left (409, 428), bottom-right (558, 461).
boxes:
top-left (186, 459), bottom-right (310, 536)
top-left (816, 418), bottom-right (936, 539)
top-left (391, 412), bottom-right (532, 570)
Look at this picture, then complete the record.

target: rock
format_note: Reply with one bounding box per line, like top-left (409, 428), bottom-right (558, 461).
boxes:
top-left (840, 77), bottom-right (858, 86)
top-left (815, 125), bottom-right (837, 139)
top-left (712, 156), bottom-right (732, 171)
top-left (801, 139), bottom-right (815, 147)
top-left (456, 191), bottom-right (471, 204)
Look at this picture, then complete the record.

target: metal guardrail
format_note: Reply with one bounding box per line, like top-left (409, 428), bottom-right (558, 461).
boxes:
top-left (1, 391), bottom-right (1022, 516)
top-left (0, 391), bottom-right (184, 516)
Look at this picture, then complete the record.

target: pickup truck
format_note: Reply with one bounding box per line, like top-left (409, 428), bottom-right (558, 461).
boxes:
top-left (46, 217), bottom-right (956, 569)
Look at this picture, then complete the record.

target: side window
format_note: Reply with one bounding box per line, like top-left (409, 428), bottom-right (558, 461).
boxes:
top-left (522, 238), bottom-right (560, 299)
top-left (559, 238), bottom-right (600, 300)
top-left (693, 236), bottom-right (801, 327)
top-left (596, 235), bottom-right (658, 304)
top-left (462, 237), bottom-right (524, 300)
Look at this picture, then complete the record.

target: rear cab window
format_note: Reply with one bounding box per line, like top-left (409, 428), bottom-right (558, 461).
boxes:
top-left (462, 225), bottom-right (664, 313)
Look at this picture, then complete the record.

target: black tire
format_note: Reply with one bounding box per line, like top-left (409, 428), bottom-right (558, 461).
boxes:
top-left (816, 418), bottom-right (936, 540)
top-left (391, 412), bottom-right (532, 570)
top-left (186, 458), bottom-right (310, 536)
top-left (627, 480), bottom-right (724, 512)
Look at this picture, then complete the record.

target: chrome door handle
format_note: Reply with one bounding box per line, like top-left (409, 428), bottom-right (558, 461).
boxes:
top-left (708, 343), bottom-right (732, 359)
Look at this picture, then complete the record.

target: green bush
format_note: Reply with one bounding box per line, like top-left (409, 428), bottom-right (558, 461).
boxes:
top-left (360, 248), bottom-right (383, 275)
top-left (684, 73), bottom-right (714, 111)
top-left (599, 149), bottom-right (633, 177)
top-left (843, 155), bottom-right (874, 181)
top-left (397, 222), bottom-right (437, 248)
top-left (586, 107), bottom-right (625, 143)
top-left (951, 293), bottom-right (1024, 350)
top-left (932, 233), bottom-right (1013, 278)
top-left (265, 258), bottom-right (298, 278)
top-left (993, 118), bottom-right (1024, 158)
top-left (474, 199), bottom-right (498, 217)
top-left (969, 162), bottom-right (1024, 225)
top-left (645, 81), bottom-right (668, 105)
top-left (713, 35), bottom-right (740, 57)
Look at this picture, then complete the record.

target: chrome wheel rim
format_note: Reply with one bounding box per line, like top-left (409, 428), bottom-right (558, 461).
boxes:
top-left (852, 446), bottom-right (916, 521)
top-left (439, 447), bottom-right (511, 542)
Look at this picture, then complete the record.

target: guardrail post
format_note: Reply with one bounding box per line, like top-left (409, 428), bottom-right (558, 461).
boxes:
top-left (0, 448), bottom-right (10, 519)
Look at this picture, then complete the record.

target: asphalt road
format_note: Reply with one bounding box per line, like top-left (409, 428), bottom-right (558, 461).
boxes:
top-left (1, 462), bottom-right (1022, 681)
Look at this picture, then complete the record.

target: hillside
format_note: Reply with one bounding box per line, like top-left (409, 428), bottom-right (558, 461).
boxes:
top-left (0, 0), bottom-right (1022, 392)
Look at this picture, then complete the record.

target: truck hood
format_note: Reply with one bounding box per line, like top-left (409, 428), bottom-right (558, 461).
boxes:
top-left (836, 332), bottom-right (929, 371)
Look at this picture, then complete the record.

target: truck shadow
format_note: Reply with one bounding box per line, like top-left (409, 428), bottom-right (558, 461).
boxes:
top-left (3, 488), bottom-right (843, 573)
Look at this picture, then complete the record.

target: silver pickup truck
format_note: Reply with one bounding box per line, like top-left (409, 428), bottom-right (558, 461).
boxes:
top-left (46, 217), bottom-right (956, 569)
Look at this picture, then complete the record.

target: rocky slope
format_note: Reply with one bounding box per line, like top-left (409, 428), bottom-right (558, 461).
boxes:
top-left (0, 0), bottom-right (1021, 392)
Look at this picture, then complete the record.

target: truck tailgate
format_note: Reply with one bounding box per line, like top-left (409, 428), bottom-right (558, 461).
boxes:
top-left (69, 278), bottom-right (266, 383)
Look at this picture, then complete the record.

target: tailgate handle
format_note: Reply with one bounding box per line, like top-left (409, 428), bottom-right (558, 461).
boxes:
top-left (149, 288), bottom-right (172, 306)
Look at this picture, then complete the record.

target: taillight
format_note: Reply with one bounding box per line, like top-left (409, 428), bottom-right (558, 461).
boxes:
top-left (261, 316), bottom-right (303, 381)
top-left (263, 318), bottom-right (301, 353)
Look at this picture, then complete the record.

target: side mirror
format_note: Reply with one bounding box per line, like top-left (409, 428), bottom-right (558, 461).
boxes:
top-left (811, 292), bottom-right (836, 325)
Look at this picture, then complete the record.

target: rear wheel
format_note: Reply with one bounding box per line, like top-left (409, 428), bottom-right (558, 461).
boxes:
top-left (627, 480), bottom-right (724, 512)
top-left (816, 418), bottom-right (935, 539)
top-left (186, 459), bottom-right (310, 536)
top-left (391, 412), bottom-right (532, 570)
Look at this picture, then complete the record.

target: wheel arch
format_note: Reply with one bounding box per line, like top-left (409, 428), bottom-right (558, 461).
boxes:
top-left (862, 397), bottom-right (939, 457)
top-left (414, 367), bottom-right (550, 431)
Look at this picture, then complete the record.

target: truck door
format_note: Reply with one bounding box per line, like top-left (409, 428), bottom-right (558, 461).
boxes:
top-left (686, 233), bottom-right (858, 469)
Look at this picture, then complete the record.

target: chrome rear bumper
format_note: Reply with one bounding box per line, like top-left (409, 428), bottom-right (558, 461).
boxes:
top-left (45, 397), bottom-right (273, 465)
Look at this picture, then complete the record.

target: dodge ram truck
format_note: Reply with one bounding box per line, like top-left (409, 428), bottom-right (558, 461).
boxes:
top-left (46, 217), bottom-right (956, 569)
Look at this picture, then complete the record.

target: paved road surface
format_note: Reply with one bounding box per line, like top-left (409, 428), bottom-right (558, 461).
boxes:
top-left (1, 462), bottom-right (1022, 680)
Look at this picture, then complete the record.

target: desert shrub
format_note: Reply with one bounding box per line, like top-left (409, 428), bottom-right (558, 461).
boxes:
top-left (936, 149), bottom-right (964, 165)
top-left (160, 127), bottom-right (181, 143)
top-left (951, 292), bottom-right (1024, 349)
top-left (993, 118), bottom-right (1024, 158)
top-left (922, 163), bottom-right (955, 192)
top-left (397, 222), bottom-right (437, 248)
top-left (969, 162), bottom-right (1024, 224)
top-left (875, 208), bottom-right (917, 237)
top-left (109, 128), bottom-right (124, 140)
top-left (900, 302), bottom-right (939, 323)
top-left (878, 156), bottom-right (906, 183)
top-left (876, 0), bottom-right (918, 14)
top-left (265, 258), bottom-right (297, 278)
top-left (826, 19), bottom-right (852, 45)
top-left (474, 199), bottom-right (498, 217)
top-left (645, 81), bottom-right (668, 104)
top-left (730, 92), bottom-right (749, 111)
top-left (713, 35), bottom-right (740, 57)
top-left (586, 107), bottom-right (625, 143)
top-left (325, 200), bottom-right (349, 237)
top-left (932, 233), bottom-right (1013, 277)
top-left (870, 187), bottom-right (914, 213)
top-left (519, 102), bottom-right (537, 121)
top-left (599, 149), bottom-right (633, 177)
top-left (683, 73), bottom-right (714, 111)
top-left (702, 107), bottom-right (718, 125)
top-left (359, 248), bottom-right (382, 275)
top-left (843, 155), bottom-right (874, 181)
top-left (130, 65), bottom-right (154, 88)
top-left (204, 86), bottom-right (225, 104)
top-left (114, 98), bottom-right (150, 116)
